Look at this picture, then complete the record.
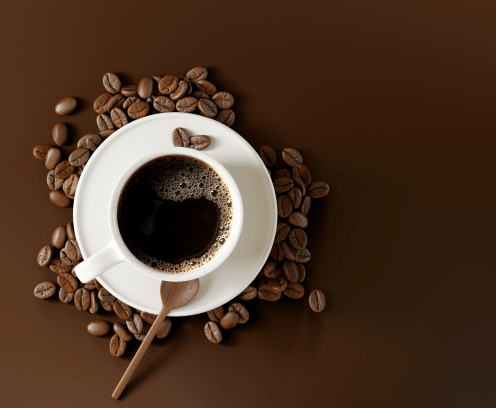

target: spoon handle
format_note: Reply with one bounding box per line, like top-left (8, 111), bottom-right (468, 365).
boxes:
top-left (112, 306), bottom-right (170, 400)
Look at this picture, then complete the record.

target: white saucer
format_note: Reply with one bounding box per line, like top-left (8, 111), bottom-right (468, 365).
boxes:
top-left (74, 113), bottom-right (277, 316)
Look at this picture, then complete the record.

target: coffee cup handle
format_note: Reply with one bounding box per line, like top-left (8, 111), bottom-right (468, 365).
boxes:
top-left (74, 241), bottom-right (124, 283)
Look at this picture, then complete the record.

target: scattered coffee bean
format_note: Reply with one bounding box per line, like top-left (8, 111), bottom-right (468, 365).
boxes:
top-left (297, 263), bottom-right (306, 282)
top-left (190, 135), bottom-right (211, 150)
top-left (264, 260), bottom-right (282, 279)
top-left (207, 307), bottom-right (225, 323)
top-left (106, 93), bottom-right (125, 112)
top-left (51, 226), bottom-right (67, 249)
top-left (275, 222), bottom-right (290, 243)
top-left (49, 190), bottom-right (72, 207)
top-left (172, 127), bottom-right (190, 147)
top-left (34, 282), bottom-right (56, 299)
top-left (176, 96), bottom-right (198, 112)
top-left (178, 76), bottom-right (192, 96)
top-left (192, 90), bottom-right (209, 99)
top-left (186, 67), bottom-right (208, 84)
top-left (37, 245), bottom-right (54, 267)
top-left (113, 322), bottom-right (132, 341)
top-left (205, 321), bottom-right (222, 343)
top-left (68, 148), bottom-right (90, 167)
top-left (198, 98), bottom-right (218, 118)
top-left (57, 273), bottom-right (78, 293)
top-left (128, 100), bottom-right (150, 119)
top-left (156, 317), bottom-right (172, 339)
top-left (103, 73), bottom-right (121, 94)
top-left (121, 85), bottom-right (138, 97)
top-left (126, 313), bottom-right (143, 334)
top-left (59, 287), bottom-right (74, 303)
top-left (292, 164), bottom-right (311, 186)
top-left (74, 287), bottom-right (90, 310)
top-left (87, 320), bottom-right (110, 336)
top-left (66, 222), bottom-right (76, 240)
top-left (220, 310), bottom-right (239, 329)
top-left (113, 299), bottom-right (133, 320)
top-left (65, 239), bottom-right (81, 261)
top-left (281, 241), bottom-right (298, 261)
top-left (122, 96), bottom-right (139, 110)
top-left (270, 242), bottom-right (285, 262)
top-left (89, 291), bottom-right (99, 314)
top-left (49, 257), bottom-right (71, 273)
top-left (273, 168), bottom-right (291, 180)
top-left (100, 299), bottom-right (114, 311)
top-left (284, 282), bottom-right (305, 299)
top-left (308, 181), bottom-right (330, 198)
top-left (273, 177), bottom-right (294, 193)
top-left (196, 79), bottom-right (217, 96)
top-left (258, 284), bottom-right (282, 301)
top-left (309, 290), bottom-right (325, 312)
top-left (52, 123), bottom-right (69, 146)
top-left (238, 286), bottom-right (257, 301)
top-left (98, 287), bottom-right (116, 303)
top-left (288, 211), bottom-right (308, 228)
top-left (140, 311), bottom-right (157, 326)
top-left (282, 148), bottom-right (303, 167)
top-left (211, 92), bottom-right (234, 110)
top-left (289, 229), bottom-right (307, 250)
top-left (153, 96), bottom-right (175, 113)
top-left (78, 133), bottom-right (102, 151)
top-left (110, 333), bottom-right (126, 357)
top-left (287, 187), bottom-right (302, 209)
top-left (300, 195), bottom-right (311, 216)
top-left (94, 92), bottom-right (112, 114)
top-left (60, 249), bottom-right (76, 266)
top-left (99, 129), bottom-right (115, 138)
top-left (292, 176), bottom-right (307, 196)
top-left (138, 77), bottom-right (154, 99)
top-left (228, 303), bottom-right (249, 324)
top-left (268, 276), bottom-right (288, 292)
top-left (282, 261), bottom-right (299, 283)
top-left (259, 146), bottom-right (276, 166)
top-left (110, 107), bottom-right (128, 128)
top-left (158, 75), bottom-right (178, 94)
top-left (134, 324), bottom-right (151, 341)
top-left (215, 109), bottom-right (235, 127)
top-left (170, 80), bottom-right (189, 101)
top-left (47, 170), bottom-right (63, 190)
top-left (277, 195), bottom-right (292, 218)
top-left (96, 113), bottom-right (114, 131)
top-left (55, 97), bottom-right (77, 115)
top-left (45, 148), bottom-right (62, 170)
top-left (54, 160), bottom-right (74, 179)
top-left (295, 248), bottom-right (311, 263)
top-left (33, 144), bottom-right (51, 160)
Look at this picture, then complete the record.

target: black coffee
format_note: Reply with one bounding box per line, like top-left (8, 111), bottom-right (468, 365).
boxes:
top-left (117, 155), bottom-right (233, 273)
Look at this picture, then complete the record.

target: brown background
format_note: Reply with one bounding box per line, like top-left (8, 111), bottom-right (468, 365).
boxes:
top-left (1, 0), bottom-right (495, 407)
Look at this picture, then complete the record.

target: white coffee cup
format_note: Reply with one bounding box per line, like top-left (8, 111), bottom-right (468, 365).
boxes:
top-left (74, 148), bottom-right (243, 283)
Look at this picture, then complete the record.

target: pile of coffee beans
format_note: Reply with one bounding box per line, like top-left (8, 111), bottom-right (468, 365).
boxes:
top-left (203, 147), bottom-right (327, 343)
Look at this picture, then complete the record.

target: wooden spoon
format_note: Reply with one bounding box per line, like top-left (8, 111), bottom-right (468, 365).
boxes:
top-left (112, 279), bottom-right (200, 399)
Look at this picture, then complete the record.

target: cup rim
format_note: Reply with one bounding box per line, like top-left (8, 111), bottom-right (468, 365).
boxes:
top-left (108, 147), bottom-right (244, 282)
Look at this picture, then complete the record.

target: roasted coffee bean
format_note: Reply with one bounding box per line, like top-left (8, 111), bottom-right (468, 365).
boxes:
top-left (257, 277), bottom-right (269, 287)
top-left (196, 79), bottom-right (217, 96)
top-left (98, 288), bottom-right (116, 302)
top-left (176, 96), bottom-right (198, 112)
top-left (172, 127), bottom-right (190, 147)
top-left (53, 160), bottom-right (74, 179)
top-left (288, 187), bottom-right (302, 209)
top-left (57, 272), bottom-right (78, 293)
top-left (282, 148), bottom-right (303, 167)
top-left (114, 322), bottom-right (132, 341)
top-left (96, 113), bottom-right (114, 131)
top-left (37, 245), bottom-right (54, 267)
top-left (238, 286), bottom-right (257, 301)
top-left (292, 176), bottom-right (307, 196)
top-left (270, 242), bottom-right (285, 262)
top-left (128, 100), bottom-right (150, 119)
top-left (152, 75), bottom-right (162, 84)
top-left (264, 260), bottom-right (282, 279)
top-left (89, 291), bottom-right (99, 314)
top-left (74, 288), bottom-right (90, 311)
top-left (34, 282), bottom-right (56, 299)
top-left (186, 67), bottom-right (208, 84)
top-left (296, 248), bottom-right (311, 263)
top-left (45, 148), bottom-right (62, 170)
top-left (308, 181), bottom-right (330, 198)
top-left (59, 287), bottom-right (74, 303)
top-left (106, 93), bottom-right (125, 112)
top-left (126, 313), bottom-right (143, 334)
top-left (110, 107), bottom-right (128, 128)
top-left (68, 148), bottom-right (90, 167)
top-left (134, 324), bottom-right (151, 341)
top-left (281, 241), bottom-right (298, 261)
top-left (289, 228), bottom-right (307, 250)
top-left (205, 321), bottom-right (222, 343)
top-left (78, 133), bottom-right (103, 151)
top-left (65, 239), bottom-right (82, 261)
top-left (170, 80), bottom-right (189, 101)
top-left (110, 333), bottom-right (126, 357)
top-left (156, 318), bottom-right (172, 339)
top-left (220, 310), bottom-right (239, 329)
top-left (282, 261), bottom-right (299, 283)
top-left (52, 123), bottom-right (69, 146)
top-left (103, 73), bottom-right (121, 94)
top-left (301, 195), bottom-right (311, 215)
top-left (211, 92), bottom-right (234, 110)
top-left (288, 211), bottom-right (308, 228)
top-left (87, 320), bottom-right (110, 336)
top-left (259, 146), bottom-right (276, 166)
top-left (267, 276), bottom-right (288, 292)
top-left (59, 249), bottom-right (76, 266)
top-left (192, 90), bottom-right (209, 99)
top-left (258, 284), bottom-right (282, 301)
top-left (47, 170), bottom-right (63, 190)
top-left (190, 135), bottom-right (211, 150)
top-left (158, 75), bottom-right (178, 94)
top-left (228, 303), bottom-right (249, 324)
top-left (99, 129), bottom-right (115, 139)
top-left (198, 98), bottom-right (218, 118)
top-left (138, 77), bottom-right (154, 99)
top-left (207, 306), bottom-right (225, 323)
top-left (140, 311), bottom-right (157, 325)
top-left (273, 177), bottom-right (294, 193)
top-left (153, 96), bottom-right (175, 113)
top-left (66, 222), bottom-right (75, 240)
top-left (49, 257), bottom-right (71, 273)
top-left (49, 190), bottom-right (72, 207)
top-left (179, 76), bottom-right (193, 96)
top-left (113, 299), bottom-right (133, 320)
top-left (277, 195), bottom-right (292, 218)
top-left (55, 97), bottom-right (77, 115)
top-left (94, 92), bottom-right (112, 114)
top-left (74, 165), bottom-right (84, 176)
top-left (284, 282), bottom-right (305, 299)
top-left (292, 164), bottom-right (311, 186)
top-left (83, 280), bottom-right (96, 291)
top-left (121, 84), bottom-right (138, 97)
top-left (297, 263), bottom-right (306, 282)
top-left (33, 144), bottom-right (51, 160)
top-left (122, 96), bottom-right (139, 110)
top-left (94, 279), bottom-right (102, 291)
top-left (275, 222), bottom-right (290, 243)
top-left (100, 299), bottom-right (114, 311)
top-left (273, 168), bottom-right (291, 180)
